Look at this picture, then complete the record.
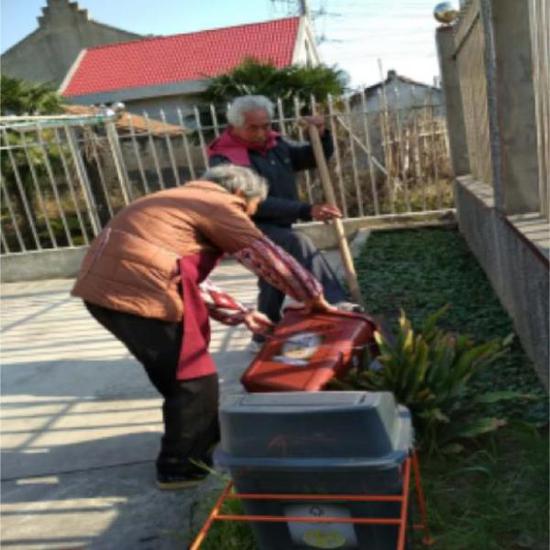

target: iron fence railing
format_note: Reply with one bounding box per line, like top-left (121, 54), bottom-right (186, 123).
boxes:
top-left (0, 95), bottom-right (453, 256)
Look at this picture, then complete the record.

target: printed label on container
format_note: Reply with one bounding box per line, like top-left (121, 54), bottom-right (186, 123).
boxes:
top-left (284, 504), bottom-right (358, 549)
top-left (281, 332), bottom-right (322, 360)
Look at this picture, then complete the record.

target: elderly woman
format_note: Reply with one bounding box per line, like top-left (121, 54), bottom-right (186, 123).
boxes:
top-left (72, 165), bottom-right (333, 489)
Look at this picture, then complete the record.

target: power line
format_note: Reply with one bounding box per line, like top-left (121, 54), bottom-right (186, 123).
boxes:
top-left (269, 0), bottom-right (440, 84)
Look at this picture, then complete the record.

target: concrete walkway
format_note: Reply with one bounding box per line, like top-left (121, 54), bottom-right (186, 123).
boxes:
top-left (0, 259), bottom-right (281, 549)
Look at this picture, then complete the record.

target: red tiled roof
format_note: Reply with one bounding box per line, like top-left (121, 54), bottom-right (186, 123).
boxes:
top-left (62, 17), bottom-right (300, 97)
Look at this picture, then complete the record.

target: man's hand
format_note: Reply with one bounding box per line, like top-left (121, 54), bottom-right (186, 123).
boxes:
top-left (311, 203), bottom-right (342, 222)
top-left (299, 115), bottom-right (326, 136)
top-left (243, 310), bottom-right (274, 335)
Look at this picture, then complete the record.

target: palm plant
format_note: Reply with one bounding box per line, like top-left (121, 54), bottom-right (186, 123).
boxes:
top-left (333, 307), bottom-right (528, 454)
top-left (203, 58), bottom-right (348, 115)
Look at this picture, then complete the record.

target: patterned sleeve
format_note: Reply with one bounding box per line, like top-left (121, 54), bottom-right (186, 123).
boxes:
top-left (199, 278), bottom-right (250, 326)
top-left (233, 236), bottom-right (322, 303)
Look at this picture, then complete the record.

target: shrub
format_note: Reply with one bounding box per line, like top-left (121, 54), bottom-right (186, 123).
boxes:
top-left (333, 306), bottom-right (531, 454)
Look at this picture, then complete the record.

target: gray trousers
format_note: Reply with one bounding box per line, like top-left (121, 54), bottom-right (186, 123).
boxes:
top-left (257, 223), bottom-right (348, 326)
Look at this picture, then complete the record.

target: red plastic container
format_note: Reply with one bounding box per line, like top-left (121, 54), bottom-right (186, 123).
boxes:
top-left (241, 308), bottom-right (378, 392)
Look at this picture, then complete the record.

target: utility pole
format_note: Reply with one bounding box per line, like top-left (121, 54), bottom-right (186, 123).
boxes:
top-left (299, 0), bottom-right (312, 19)
top-left (271, 0), bottom-right (312, 20)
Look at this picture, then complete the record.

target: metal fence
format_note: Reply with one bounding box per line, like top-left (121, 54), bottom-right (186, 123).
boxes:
top-left (0, 95), bottom-right (452, 256)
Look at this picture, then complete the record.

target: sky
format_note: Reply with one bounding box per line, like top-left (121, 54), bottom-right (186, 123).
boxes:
top-left (0, 0), bottom-right (445, 88)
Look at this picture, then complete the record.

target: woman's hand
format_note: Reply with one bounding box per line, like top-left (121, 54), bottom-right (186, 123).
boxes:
top-left (302, 294), bottom-right (338, 315)
top-left (243, 310), bottom-right (274, 335)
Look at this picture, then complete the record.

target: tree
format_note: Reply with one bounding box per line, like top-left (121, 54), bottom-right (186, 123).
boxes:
top-left (203, 58), bottom-right (349, 112)
top-left (1, 76), bottom-right (65, 250)
top-left (1, 75), bottom-right (63, 116)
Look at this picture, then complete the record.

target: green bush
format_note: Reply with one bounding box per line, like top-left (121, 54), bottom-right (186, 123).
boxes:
top-left (203, 57), bottom-right (348, 110)
top-left (333, 306), bottom-right (533, 454)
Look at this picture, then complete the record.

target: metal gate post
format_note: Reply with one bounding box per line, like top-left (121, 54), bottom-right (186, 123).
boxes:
top-left (65, 124), bottom-right (101, 237)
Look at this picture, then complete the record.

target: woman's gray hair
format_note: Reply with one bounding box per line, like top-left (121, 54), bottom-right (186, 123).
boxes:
top-left (226, 95), bottom-right (274, 127)
top-left (201, 165), bottom-right (268, 201)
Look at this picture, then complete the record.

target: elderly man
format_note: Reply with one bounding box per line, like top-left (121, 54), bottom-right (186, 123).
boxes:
top-left (207, 95), bottom-right (352, 348)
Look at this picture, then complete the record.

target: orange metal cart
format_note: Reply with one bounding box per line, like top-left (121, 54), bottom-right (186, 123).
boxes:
top-left (190, 450), bottom-right (433, 550)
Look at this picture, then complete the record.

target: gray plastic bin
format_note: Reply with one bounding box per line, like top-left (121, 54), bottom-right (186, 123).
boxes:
top-left (215, 391), bottom-right (413, 550)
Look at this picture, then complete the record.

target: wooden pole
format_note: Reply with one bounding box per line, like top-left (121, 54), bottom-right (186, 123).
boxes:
top-left (307, 124), bottom-right (365, 308)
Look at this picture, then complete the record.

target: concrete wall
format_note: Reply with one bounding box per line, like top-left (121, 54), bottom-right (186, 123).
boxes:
top-left (436, 26), bottom-right (470, 176)
top-left (1, 247), bottom-right (88, 284)
top-left (1, 0), bottom-right (141, 87)
top-left (455, 176), bottom-right (549, 387)
top-left (436, 1), bottom-right (549, 388)
top-left (490, 0), bottom-right (541, 214)
top-left (0, 211), bottom-right (455, 284)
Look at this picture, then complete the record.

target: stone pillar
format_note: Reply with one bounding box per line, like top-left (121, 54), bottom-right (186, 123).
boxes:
top-left (436, 26), bottom-right (470, 177)
top-left (487, 0), bottom-right (541, 214)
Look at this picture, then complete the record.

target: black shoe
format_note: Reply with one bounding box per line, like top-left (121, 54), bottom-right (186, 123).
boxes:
top-left (156, 455), bottom-right (210, 490)
top-left (156, 470), bottom-right (207, 491)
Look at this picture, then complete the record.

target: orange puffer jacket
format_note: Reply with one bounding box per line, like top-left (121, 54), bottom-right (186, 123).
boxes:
top-left (71, 181), bottom-right (261, 322)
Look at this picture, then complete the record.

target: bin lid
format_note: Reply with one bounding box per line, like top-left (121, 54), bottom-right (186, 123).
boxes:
top-left (219, 391), bottom-right (412, 460)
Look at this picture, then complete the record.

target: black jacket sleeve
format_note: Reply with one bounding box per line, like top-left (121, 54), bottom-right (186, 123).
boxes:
top-left (207, 154), bottom-right (312, 225)
top-left (285, 130), bottom-right (334, 172)
top-left (251, 132), bottom-right (334, 225)
top-left (253, 196), bottom-right (312, 225)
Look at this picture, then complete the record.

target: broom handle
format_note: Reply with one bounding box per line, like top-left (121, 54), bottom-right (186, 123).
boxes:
top-left (307, 124), bottom-right (365, 308)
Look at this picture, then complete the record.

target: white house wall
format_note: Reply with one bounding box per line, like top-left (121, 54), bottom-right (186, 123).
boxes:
top-left (122, 94), bottom-right (206, 126)
top-left (361, 81), bottom-right (444, 118)
top-left (291, 17), bottom-right (321, 66)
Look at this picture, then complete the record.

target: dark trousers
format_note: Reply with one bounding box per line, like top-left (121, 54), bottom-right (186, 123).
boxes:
top-left (257, 224), bottom-right (348, 325)
top-left (85, 302), bottom-right (219, 476)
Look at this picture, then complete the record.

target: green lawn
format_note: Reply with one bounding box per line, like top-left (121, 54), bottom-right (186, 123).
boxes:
top-left (191, 226), bottom-right (548, 549)
top-left (356, 227), bottom-right (548, 549)
top-left (355, 227), bottom-right (547, 425)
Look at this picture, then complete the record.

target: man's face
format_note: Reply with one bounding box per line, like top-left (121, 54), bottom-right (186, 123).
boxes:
top-left (231, 109), bottom-right (271, 144)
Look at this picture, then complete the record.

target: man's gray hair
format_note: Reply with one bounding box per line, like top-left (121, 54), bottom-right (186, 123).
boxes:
top-left (226, 95), bottom-right (274, 127)
top-left (201, 164), bottom-right (268, 200)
